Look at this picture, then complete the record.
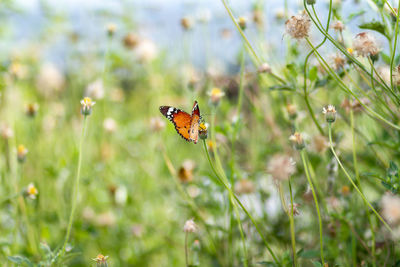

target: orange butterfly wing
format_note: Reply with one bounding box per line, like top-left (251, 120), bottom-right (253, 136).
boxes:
top-left (159, 106), bottom-right (192, 141)
top-left (189, 101), bottom-right (200, 144)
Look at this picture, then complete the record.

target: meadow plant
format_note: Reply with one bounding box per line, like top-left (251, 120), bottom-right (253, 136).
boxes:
top-left (2, 0), bottom-right (400, 266)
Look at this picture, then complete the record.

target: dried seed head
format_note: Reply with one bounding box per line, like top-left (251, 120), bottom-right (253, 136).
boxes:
top-left (351, 97), bottom-right (370, 113)
top-left (330, 53), bottom-right (346, 71)
top-left (331, 20), bottom-right (345, 32)
top-left (234, 179), bottom-right (255, 195)
top-left (86, 79), bottom-right (105, 100)
top-left (267, 154), bottom-right (296, 181)
top-left (258, 63), bottom-right (271, 74)
top-left (181, 16), bottom-right (194, 30)
top-left (25, 103), bottom-right (39, 117)
top-left (123, 33), bottom-right (139, 49)
top-left (178, 160), bottom-right (196, 183)
top-left (392, 65), bottom-right (400, 86)
top-left (341, 185), bottom-right (350, 196)
top-left (353, 32), bottom-right (380, 57)
top-left (382, 193), bottom-right (400, 226)
top-left (150, 117), bottom-right (166, 132)
top-left (289, 132), bottom-right (305, 150)
top-left (311, 134), bottom-right (329, 154)
top-left (341, 97), bottom-right (370, 113)
top-left (322, 105), bottom-right (336, 123)
top-left (1, 124), bottom-right (13, 139)
top-left (288, 203), bottom-right (300, 216)
top-left (103, 118), bottom-right (117, 133)
top-left (36, 63), bottom-right (65, 97)
top-left (285, 11), bottom-right (311, 40)
top-left (183, 219), bottom-right (197, 233)
top-left (252, 10), bottom-right (264, 27)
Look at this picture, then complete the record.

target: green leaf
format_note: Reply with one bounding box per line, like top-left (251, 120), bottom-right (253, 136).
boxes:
top-left (7, 256), bottom-right (33, 267)
top-left (381, 52), bottom-right (391, 64)
top-left (315, 78), bottom-right (328, 88)
top-left (312, 261), bottom-right (323, 267)
top-left (268, 85), bottom-right (295, 91)
top-left (358, 21), bottom-right (387, 37)
top-left (381, 181), bottom-right (392, 190)
top-left (395, 54), bottom-right (400, 65)
top-left (388, 161), bottom-right (398, 177)
top-left (256, 261), bottom-right (277, 266)
top-left (286, 63), bottom-right (298, 78)
top-left (298, 249), bottom-right (320, 259)
top-left (309, 66), bottom-right (318, 82)
top-left (347, 10), bottom-right (366, 22)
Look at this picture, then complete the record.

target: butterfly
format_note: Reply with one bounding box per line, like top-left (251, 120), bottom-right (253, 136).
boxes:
top-left (159, 101), bottom-right (201, 144)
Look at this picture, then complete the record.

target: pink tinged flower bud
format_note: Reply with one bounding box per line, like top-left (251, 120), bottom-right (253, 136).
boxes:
top-left (322, 105), bottom-right (337, 123)
top-left (183, 219), bottom-right (197, 233)
top-left (289, 132), bottom-right (305, 150)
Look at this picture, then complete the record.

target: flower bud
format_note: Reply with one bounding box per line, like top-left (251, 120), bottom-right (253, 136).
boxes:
top-left (238, 17), bottom-right (247, 30)
top-left (181, 17), bottom-right (193, 30)
top-left (106, 23), bottom-right (116, 37)
top-left (17, 144), bottom-right (28, 163)
top-left (208, 88), bottom-right (225, 106)
top-left (93, 254), bottom-right (109, 267)
top-left (123, 33), bottom-right (139, 49)
top-left (288, 203), bottom-right (300, 216)
top-left (258, 63), bottom-right (271, 74)
top-left (183, 219), bottom-right (197, 233)
top-left (286, 103), bottom-right (297, 120)
top-left (322, 105), bottom-right (337, 123)
top-left (80, 97), bottom-right (95, 116)
top-left (199, 122), bottom-right (208, 140)
top-left (289, 132), bottom-right (305, 150)
top-left (178, 160), bottom-right (195, 183)
top-left (25, 103), bottom-right (39, 117)
top-left (25, 183), bottom-right (38, 199)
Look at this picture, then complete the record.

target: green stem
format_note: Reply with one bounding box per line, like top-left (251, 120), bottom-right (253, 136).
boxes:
top-left (350, 109), bottom-right (376, 267)
top-left (288, 179), bottom-right (297, 267)
top-left (202, 140), bottom-right (279, 265)
top-left (220, 0), bottom-right (285, 84)
top-left (306, 37), bottom-right (400, 131)
top-left (208, 110), bottom-right (248, 266)
top-left (161, 148), bottom-right (221, 262)
top-left (62, 116), bottom-right (88, 256)
top-left (185, 232), bottom-right (189, 267)
top-left (300, 150), bottom-right (324, 265)
top-left (390, 2), bottom-right (400, 91)
top-left (328, 123), bottom-right (393, 233)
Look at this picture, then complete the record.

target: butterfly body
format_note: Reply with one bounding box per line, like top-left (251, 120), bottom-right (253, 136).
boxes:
top-left (159, 101), bottom-right (201, 144)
